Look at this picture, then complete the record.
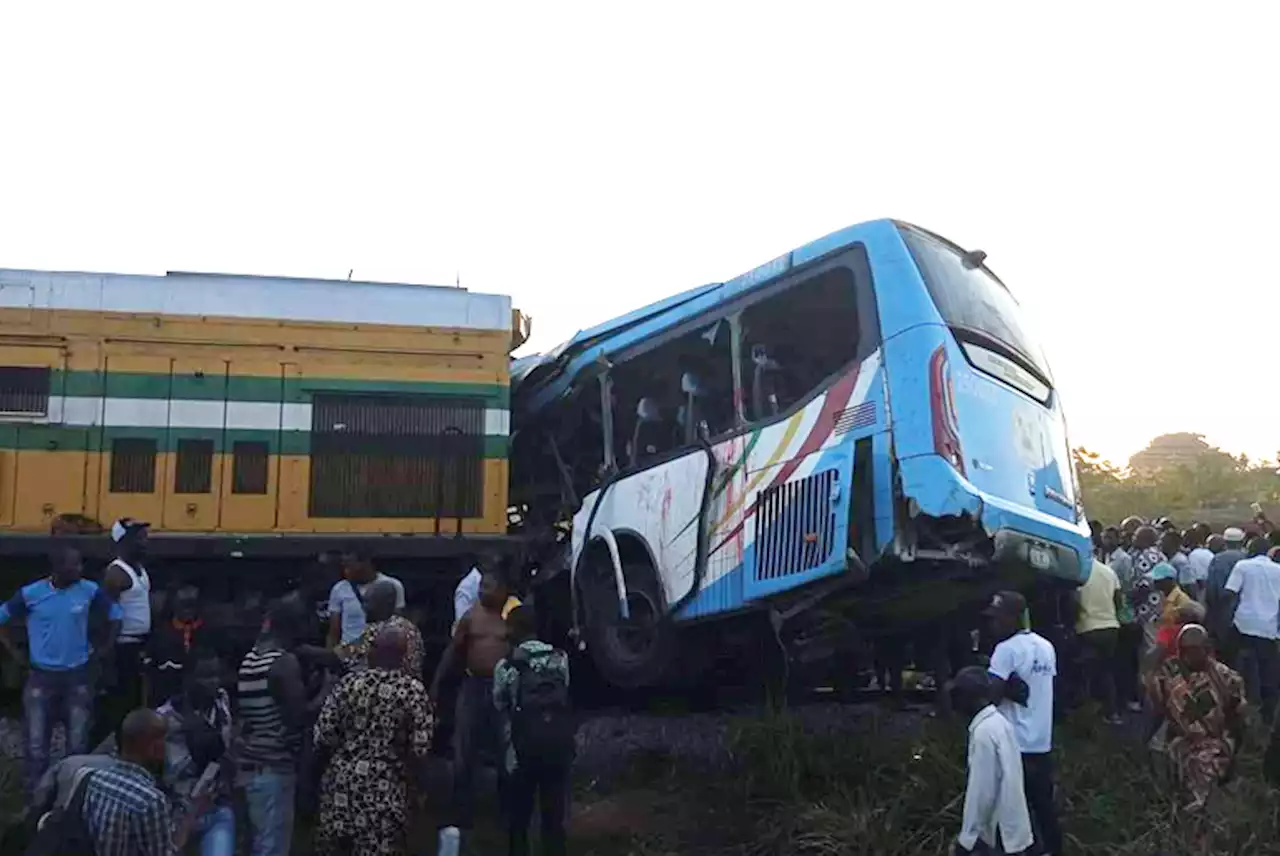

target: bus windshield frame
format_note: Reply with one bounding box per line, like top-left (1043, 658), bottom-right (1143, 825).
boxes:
top-left (898, 224), bottom-right (1053, 389)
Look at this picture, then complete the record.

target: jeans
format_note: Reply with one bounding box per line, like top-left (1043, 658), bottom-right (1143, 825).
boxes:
top-left (192, 803), bottom-right (236, 856)
top-left (453, 675), bottom-right (501, 829)
top-left (507, 760), bottom-right (570, 856)
top-left (1078, 628), bottom-right (1118, 717)
top-left (1235, 632), bottom-right (1279, 723)
top-left (238, 766), bottom-right (297, 856)
top-left (1021, 753), bottom-right (1062, 856)
top-left (23, 666), bottom-right (93, 796)
top-left (92, 640), bottom-right (146, 750)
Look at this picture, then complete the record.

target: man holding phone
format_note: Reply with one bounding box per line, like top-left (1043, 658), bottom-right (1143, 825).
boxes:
top-left (157, 648), bottom-right (235, 856)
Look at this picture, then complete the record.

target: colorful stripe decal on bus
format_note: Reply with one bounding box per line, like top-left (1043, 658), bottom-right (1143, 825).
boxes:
top-left (704, 363), bottom-right (863, 557)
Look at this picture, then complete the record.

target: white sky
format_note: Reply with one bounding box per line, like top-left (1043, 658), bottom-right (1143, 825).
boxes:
top-left (2, 4), bottom-right (1275, 466)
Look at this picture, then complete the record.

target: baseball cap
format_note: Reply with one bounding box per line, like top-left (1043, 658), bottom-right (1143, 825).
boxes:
top-left (110, 518), bottom-right (150, 543)
top-left (982, 590), bottom-right (1027, 621)
top-left (1224, 527), bottom-right (1246, 544)
top-left (1151, 562), bottom-right (1177, 582)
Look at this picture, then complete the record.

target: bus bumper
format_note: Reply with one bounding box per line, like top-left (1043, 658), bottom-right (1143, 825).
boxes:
top-left (899, 455), bottom-right (1091, 584)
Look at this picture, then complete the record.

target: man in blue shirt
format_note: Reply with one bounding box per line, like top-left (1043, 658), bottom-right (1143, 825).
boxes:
top-left (0, 544), bottom-right (121, 796)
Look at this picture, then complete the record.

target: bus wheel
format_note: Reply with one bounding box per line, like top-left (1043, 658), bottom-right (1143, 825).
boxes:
top-left (582, 560), bottom-right (674, 689)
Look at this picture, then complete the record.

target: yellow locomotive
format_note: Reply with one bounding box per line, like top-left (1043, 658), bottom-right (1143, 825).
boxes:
top-left (0, 267), bottom-right (527, 565)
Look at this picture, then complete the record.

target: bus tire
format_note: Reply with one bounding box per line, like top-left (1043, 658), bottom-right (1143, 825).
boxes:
top-left (581, 558), bottom-right (675, 689)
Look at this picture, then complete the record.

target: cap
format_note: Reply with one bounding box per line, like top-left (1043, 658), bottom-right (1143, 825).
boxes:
top-left (110, 518), bottom-right (150, 543)
top-left (1224, 527), bottom-right (1246, 544)
top-left (982, 590), bottom-right (1027, 621)
top-left (1151, 562), bottom-right (1177, 582)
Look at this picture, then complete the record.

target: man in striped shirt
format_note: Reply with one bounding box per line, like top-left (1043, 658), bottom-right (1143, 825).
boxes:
top-left (82, 708), bottom-right (207, 856)
top-left (236, 597), bottom-right (333, 856)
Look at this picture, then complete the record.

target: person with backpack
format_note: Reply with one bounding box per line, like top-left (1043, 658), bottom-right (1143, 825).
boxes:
top-left (492, 605), bottom-right (574, 856)
top-left (16, 751), bottom-right (117, 855)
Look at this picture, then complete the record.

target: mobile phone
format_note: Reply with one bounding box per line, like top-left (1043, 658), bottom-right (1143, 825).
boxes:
top-left (192, 762), bottom-right (221, 799)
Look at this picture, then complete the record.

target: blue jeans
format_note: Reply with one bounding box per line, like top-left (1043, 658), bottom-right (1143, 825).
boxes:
top-left (192, 803), bottom-right (236, 856)
top-left (23, 666), bottom-right (93, 796)
top-left (238, 766), bottom-right (296, 856)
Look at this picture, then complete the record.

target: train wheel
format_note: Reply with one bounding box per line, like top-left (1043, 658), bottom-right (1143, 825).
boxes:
top-left (582, 559), bottom-right (674, 689)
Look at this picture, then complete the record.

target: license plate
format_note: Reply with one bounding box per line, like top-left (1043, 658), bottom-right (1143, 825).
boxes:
top-left (1029, 545), bottom-right (1052, 571)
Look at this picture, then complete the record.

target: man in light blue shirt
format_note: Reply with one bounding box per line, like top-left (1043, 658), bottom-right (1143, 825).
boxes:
top-left (0, 544), bottom-right (121, 795)
top-left (326, 549), bottom-right (406, 646)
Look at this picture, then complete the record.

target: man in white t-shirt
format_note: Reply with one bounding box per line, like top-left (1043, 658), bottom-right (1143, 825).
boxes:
top-left (1184, 524), bottom-right (1215, 601)
top-left (1223, 536), bottom-right (1280, 722)
top-left (326, 549), bottom-right (406, 647)
top-left (984, 590), bottom-right (1061, 856)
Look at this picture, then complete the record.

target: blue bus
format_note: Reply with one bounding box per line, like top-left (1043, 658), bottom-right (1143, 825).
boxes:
top-left (510, 219), bottom-right (1090, 688)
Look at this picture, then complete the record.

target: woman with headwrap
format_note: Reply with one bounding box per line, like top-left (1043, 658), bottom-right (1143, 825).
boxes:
top-left (1143, 602), bottom-right (1207, 677)
top-left (1147, 624), bottom-right (1247, 813)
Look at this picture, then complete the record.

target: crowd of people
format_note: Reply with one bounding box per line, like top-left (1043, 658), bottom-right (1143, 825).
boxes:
top-left (3, 520), bottom-right (577, 856)
top-left (6, 509), bottom-right (1280, 856)
top-left (954, 514), bottom-right (1280, 856)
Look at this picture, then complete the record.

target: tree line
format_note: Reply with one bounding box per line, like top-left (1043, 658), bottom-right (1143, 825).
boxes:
top-left (1073, 443), bottom-right (1280, 526)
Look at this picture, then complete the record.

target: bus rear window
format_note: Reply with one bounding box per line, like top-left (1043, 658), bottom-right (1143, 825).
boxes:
top-left (898, 225), bottom-right (1052, 384)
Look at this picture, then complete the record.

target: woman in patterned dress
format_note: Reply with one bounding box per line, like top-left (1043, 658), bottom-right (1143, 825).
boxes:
top-left (314, 625), bottom-right (435, 856)
top-left (1148, 623), bottom-right (1247, 813)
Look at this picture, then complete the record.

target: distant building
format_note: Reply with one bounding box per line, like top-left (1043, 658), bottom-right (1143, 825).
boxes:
top-left (1128, 432), bottom-right (1215, 474)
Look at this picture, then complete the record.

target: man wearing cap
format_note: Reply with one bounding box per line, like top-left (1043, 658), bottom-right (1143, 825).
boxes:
top-left (1223, 536), bottom-right (1280, 722)
top-left (101, 518), bottom-right (154, 744)
top-left (951, 666), bottom-right (1032, 856)
top-left (1206, 528), bottom-right (1249, 644)
top-left (1152, 562), bottom-right (1194, 631)
top-left (984, 590), bottom-right (1061, 856)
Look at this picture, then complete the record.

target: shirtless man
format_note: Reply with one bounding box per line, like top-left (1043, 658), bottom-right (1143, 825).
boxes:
top-left (430, 568), bottom-right (515, 831)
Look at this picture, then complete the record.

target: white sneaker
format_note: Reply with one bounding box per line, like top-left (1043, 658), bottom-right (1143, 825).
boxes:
top-left (1127, 701), bottom-right (1142, 713)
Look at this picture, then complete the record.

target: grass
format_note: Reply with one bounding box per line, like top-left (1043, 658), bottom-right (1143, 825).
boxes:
top-left (2, 704), bottom-right (1275, 855)
top-left (562, 704), bottom-right (1280, 856)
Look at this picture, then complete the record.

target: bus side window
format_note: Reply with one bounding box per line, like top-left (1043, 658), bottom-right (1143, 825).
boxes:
top-left (609, 320), bottom-right (734, 468)
top-left (739, 266), bottom-right (861, 422)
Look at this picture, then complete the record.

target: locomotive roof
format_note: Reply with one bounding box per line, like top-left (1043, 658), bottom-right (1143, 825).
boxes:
top-left (0, 268), bottom-right (513, 333)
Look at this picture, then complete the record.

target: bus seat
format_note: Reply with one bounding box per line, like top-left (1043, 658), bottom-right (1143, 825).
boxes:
top-left (629, 397), bottom-right (665, 468)
top-left (680, 371), bottom-right (706, 444)
top-left (750, 345), bottom-right (783, 420)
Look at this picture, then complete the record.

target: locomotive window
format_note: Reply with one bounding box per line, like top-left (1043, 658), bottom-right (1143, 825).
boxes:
top-left (0, 366), bottom-right (50, 416)
top-left (175, 438), bottom-right (215, 494)
top-left (110, 438), bottom-right (158, 494)
top-left (738, 266), bottom-right (860, 422)
top-left (232, 441), bottom-right (270, 495)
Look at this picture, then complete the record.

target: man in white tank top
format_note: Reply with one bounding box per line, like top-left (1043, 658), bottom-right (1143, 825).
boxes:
top-left (100, 518), bottom-right (153, 744)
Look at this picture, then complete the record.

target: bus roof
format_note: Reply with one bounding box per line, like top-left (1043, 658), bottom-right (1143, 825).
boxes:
top-left (515, 217), bottom-right (902, 412)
